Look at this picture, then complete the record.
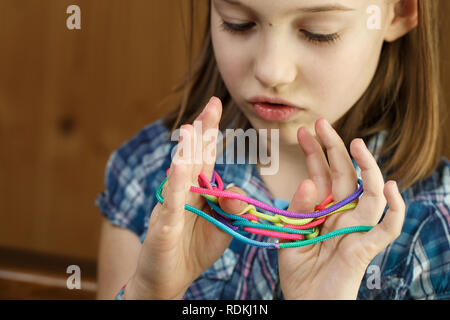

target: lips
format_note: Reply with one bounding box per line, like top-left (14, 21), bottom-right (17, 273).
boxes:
top-left (248, 96), bottom-right (303, 122)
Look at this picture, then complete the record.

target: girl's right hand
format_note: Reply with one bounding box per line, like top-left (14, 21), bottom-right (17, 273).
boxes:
top-left (123, 97), bottom-right (248, 299)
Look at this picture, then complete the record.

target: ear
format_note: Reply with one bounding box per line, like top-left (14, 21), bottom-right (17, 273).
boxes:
top-left (384, 0), bottom-right (418, 42)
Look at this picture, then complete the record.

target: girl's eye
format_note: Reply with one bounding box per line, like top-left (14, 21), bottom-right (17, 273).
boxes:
top-left (220, 20), bottom-right (340, 45)
top-left (300, 29), bottom-right (341, 45)
top-left (220, 20), bottom-right (255, 34)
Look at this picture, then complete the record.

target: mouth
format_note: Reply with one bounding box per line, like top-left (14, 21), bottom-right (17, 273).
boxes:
top-left (248, 96), bottom-right (304, 122)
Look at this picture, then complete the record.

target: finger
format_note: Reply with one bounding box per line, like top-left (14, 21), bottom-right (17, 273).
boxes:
top-left (283, 179), bottom-right (318, 248)
top-left (288, 179), bottom-right (318, 214)
top-left (160, 128), bottom-right (194, 228)
top-left (192, 97), bottom-right (222, 184)
top-left (315, 118), bottom-right (358, 202)
top-left (297, 126), bottom-right (332, 202)
top-left (191, 115), bottom-right (204, 183)
top-left (218, 185), bottom-right (248, 215)
top-left (359, 180), bottom-right (405, 259)
top-left (350, 138), bottom-right (387, 224)
top-left (199, 97), bottom-right (222, 182)
top-left (176, 124), bottom-right (205, 208)
top-left (163, 125), bottom-right (188, 200)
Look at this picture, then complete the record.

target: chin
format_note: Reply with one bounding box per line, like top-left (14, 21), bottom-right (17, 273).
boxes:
top-left (279, 128), bottom-right (301, 146)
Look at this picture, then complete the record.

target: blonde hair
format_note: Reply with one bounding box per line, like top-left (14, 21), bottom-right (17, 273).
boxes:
top-left (160, 0), bottom-right (447, 191)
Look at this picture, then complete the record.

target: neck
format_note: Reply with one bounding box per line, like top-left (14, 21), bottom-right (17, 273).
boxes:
top-left (256, 141), bottom-right (310, 200)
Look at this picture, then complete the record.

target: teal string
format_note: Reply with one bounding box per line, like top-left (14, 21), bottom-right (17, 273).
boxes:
top-left (231, 220), bottom-right (315, 235)
top-left (278, 226), bottom-right (373, 248)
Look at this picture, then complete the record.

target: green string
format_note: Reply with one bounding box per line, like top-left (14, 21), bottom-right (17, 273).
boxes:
top-left (278, 226), bottom-right (373, 248)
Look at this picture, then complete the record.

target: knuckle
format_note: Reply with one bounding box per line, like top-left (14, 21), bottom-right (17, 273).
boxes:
top-left (379, 197), bottom-right (388, 212)
top-left (347, 240), bottom-right (376, 266)
top-left (392, 222), bottom-right (403, 238)
top-left (366, 186), bottom-right (385, 199)
top-left (364, 241), bottom-right (380, 260)
top-left (385, 221), bottom-right (402, 240)
top-left (161, 199), bottom-right (171, 212)
top-left (159, 224), bottom-right (173, 236)
top-left (378, 219), bottom-right (391, 234)
top-left (398, 198), bottom-right (406, 211)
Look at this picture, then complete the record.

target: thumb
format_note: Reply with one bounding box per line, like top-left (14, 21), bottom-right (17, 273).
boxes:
top-left (218, 185), bottom-right (248, 215)
top-left (281, 179), bottom-right (318, 247)
top-left (288, 179), bottom-right (318, 213)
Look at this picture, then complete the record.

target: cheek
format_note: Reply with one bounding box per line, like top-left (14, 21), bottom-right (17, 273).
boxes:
top-left (212, 36), bottom-right (250, 92)
top-left (304, 32), bottom-right (383, 120)
top-left (211, 19), bottom-right (252, 94)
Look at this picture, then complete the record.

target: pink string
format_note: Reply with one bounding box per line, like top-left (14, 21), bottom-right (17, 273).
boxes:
top-left (243, 227), bottom-right (304, 240)
top-left (241, 213), bottom-right (259, 221)
top-left (283, 217), bottom-right (327, 230)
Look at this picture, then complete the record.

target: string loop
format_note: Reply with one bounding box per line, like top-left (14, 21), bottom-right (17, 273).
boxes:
top-left (157, 169), bottom-right (372, 249)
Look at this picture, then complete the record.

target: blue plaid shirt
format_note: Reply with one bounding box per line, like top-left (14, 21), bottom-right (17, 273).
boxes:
top-left (96, 119), bottom-right (450, 300)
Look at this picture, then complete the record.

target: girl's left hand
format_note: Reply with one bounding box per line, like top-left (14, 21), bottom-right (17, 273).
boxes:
top-left (278, 118), bottom-right (406, 300)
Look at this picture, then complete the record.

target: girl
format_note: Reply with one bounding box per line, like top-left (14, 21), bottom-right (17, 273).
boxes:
top-left (96, 0), bottom-right (449, 299)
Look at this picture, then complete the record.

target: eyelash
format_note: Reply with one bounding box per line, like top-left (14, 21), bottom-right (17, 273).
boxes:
top-left (300, 29), bottom-right (341, 45)
top-left (220, 20), bottom-right (341, 45)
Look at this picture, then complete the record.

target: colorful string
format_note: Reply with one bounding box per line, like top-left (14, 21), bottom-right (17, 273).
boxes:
top-left (156, 169), bottom-right (373, 249)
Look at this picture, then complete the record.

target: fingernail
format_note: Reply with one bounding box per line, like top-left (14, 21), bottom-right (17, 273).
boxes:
top-left (209, 96), bottom-right (218, 104)
top-left (394, 181), bottom-right (400, 192)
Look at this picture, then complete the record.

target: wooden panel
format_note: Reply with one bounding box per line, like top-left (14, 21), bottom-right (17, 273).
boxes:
top-left (0, 0), bottom-right (207, 260)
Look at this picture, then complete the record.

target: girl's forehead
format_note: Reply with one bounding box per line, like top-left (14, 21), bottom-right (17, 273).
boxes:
top-left (213, 0), bottom-right (373, 11)
top-left (212, 0), bottom-right (381, 20)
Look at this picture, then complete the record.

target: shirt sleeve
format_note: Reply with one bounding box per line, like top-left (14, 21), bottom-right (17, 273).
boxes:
top-left (95, 150), bottom-right (148, 238)
top-left (407, 201), bottom-right (450, 300)
top-left (95, 119), bottom-right (173, 240)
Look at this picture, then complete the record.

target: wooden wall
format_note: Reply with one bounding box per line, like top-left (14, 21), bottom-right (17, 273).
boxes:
top-left (0, 0), bottom-right (449, 266)
top-left (0, 0), bottom-right (208, 262)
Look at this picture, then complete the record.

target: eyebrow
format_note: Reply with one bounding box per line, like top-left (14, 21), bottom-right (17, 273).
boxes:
top-left (218, 0), bottom-right (355, 13)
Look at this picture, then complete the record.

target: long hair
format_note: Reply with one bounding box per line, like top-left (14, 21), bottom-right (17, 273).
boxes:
top-left (158, 0), bottom-right (446, 191)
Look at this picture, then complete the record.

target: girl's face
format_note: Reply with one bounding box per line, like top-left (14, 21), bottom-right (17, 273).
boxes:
top-left (211, 0), bottom-right (394, 145)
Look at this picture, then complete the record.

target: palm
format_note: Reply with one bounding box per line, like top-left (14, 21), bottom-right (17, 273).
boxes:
top-left (182, 200), bottom-right (234, 275)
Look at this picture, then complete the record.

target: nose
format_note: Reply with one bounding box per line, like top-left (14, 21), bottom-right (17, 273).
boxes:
top-left (253, 32), bottom-right (298, 89)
